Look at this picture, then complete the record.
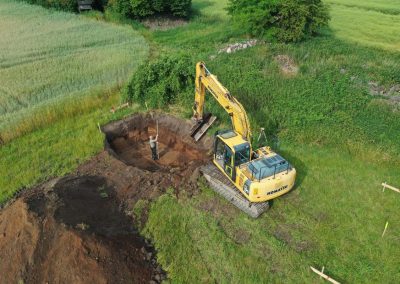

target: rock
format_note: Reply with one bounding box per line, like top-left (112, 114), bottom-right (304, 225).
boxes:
top-left (340, 68), bottom-right (346, 74)
top-left (154, 274), bottom-right (161, 282)
top-left (227, 47), bottom-right (232, 54)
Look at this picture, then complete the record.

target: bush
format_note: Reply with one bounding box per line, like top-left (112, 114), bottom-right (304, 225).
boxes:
top-left (124, 54), bottom-right (194, 108)
top-left (169, 0), bottom-right (191, 17)
top-left (227, 0), bottom-right (330, 42)
top-left (108, 0), bottom-right (191, 19)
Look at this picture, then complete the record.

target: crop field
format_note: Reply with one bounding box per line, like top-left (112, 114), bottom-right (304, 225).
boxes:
top-left (327, 0), bottom-right (400, 51)
top-left (0, 0), bottom-right (148, 141)
top-left (0, 0), bottom-right (399, 283)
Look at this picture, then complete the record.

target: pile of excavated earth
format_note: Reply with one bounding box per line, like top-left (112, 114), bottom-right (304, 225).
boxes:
top-left (0, 113), bottom-right (213, 283)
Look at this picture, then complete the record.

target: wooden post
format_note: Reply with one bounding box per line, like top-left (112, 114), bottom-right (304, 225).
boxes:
top-left (382, 182), bottom-right (400, 194)
top-left (382, 221), bottom-right (389, 237)
top-left (310, 266), bottom-right (340, 284)
top-left (156, 120), bottom-right (159, 160)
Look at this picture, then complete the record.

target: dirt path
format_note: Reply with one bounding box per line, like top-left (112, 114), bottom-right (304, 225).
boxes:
top-left (0, 112), bottom-right (212, 283)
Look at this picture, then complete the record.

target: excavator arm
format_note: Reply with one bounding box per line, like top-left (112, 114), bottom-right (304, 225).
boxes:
top-left (192, 62), bottom-right (252, 141)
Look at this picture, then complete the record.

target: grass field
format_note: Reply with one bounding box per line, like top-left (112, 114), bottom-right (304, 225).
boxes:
top-left (0, 0), bottom-right (148, 141)
top-left (1, 0), bottom-right (400, 282)
top-left (140, 0), bottom-right (400, 282)
top-left (327, 0), bottom-right (400, 51)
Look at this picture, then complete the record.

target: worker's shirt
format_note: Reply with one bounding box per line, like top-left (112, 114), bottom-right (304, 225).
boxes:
top-left (149, 138), bottom-right (157, 148)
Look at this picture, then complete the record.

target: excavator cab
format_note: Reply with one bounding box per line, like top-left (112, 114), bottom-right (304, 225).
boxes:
top-left (213, 130), bottom-right (251, 182)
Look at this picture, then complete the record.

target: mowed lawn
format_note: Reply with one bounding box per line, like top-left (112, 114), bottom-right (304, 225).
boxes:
top-left (0, 0), bottom-right (148, 141)
top-left (327, 0), bottom-right (400, 51)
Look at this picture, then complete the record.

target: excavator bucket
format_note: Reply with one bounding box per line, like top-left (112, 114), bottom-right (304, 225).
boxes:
top-left (190, 113), bottom-right (217, 142)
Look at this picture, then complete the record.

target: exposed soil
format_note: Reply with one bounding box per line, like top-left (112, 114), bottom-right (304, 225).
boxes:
top-left (0, 112), bottom-right (212, 283)
top-left (142, 17), bottom-right (188, 31)
top-left (275, 54), bottom-right (299, 76)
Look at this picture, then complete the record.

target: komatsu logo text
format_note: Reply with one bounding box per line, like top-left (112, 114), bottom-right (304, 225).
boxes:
top-left (267, 185), bottom-right (288, 195)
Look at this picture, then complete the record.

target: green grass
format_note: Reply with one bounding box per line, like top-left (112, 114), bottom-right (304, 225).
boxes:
top-left (144, 144), bottom-right (400, 283)
top-left (326, 0), bottom-right (400, 15)
top-left (139, 0), bottom-right (400, 282)
top-left (0, 0), bottom-right (148, 141)
top-left (0, 90), bottom-right (139, 204)
top-left (1, 0), bottom-right (400, 282)
top-left (327, 0), bottom-right (400, 51)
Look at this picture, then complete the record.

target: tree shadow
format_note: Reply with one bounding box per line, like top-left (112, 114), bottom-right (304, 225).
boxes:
top-left (190, 0), bottom-right (216, 18)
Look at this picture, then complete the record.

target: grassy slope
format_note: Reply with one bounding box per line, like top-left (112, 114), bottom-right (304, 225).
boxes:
top-left (141, 0), bottom-right (400, 282)
top-left (0, 0), bottom-right (148, 141)
top-left (327, 0), bottom-right (400, 51)
top-left (0, 0), bottom-right (399, 282)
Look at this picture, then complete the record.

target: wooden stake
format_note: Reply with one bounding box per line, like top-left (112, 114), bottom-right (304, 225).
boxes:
top-left (310, 266), bottom-right (340, 284)
top-left (156, 120), bottom-right (159, 160)
top-left (382, 221), bottom-right (389, 237)
top-left (382, 182), bottom-right (400, 194)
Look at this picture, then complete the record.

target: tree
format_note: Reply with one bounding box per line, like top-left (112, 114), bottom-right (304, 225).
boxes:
top-left (227, 0), bottom-right (330, 42)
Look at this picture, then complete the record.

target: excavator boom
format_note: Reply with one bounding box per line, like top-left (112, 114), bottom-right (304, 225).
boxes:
top-left (190, 62), bottom-right (296, 218)
top-left (191, 62), bottom-right (251, 141)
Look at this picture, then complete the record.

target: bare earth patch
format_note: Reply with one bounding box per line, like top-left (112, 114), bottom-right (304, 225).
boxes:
top-left (0, 112), bottom-right (213, 283)
top-left (142, 17), bottom-right (188, 30)
top-left (275, 55), bottom-right (299, 76)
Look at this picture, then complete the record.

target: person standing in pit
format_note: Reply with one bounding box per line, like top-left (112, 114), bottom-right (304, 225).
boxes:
top-left (149, 135), bottom-right (159, 160)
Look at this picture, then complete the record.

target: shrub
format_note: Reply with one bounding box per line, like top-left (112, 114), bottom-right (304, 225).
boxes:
top-left (108, 0), bottom-right (192, 18)
top-left (130, 0), bottom-right (155, 17)
top-left (124, 54), bottom-right (194, 108)
top-left (108, 0), bottom-right (132, 17)
top-left (169, 0), bottom-right (191, 17)
top-left (227, 0), bottom-right (330, 42)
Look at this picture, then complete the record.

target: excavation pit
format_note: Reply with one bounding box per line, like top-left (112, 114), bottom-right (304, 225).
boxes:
top-left (103, 113), bottom-right (212, 173)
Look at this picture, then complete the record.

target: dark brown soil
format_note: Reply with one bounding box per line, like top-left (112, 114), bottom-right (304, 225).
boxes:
top-left (0, 112), bottom-right (213, 284)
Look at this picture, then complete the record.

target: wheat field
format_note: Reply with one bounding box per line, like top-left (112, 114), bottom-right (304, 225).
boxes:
top-left (0, 0), bottom-right (148, 140)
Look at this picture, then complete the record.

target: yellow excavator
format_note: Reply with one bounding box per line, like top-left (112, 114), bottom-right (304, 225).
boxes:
top-left (190, 62), bottom-right (296, 217)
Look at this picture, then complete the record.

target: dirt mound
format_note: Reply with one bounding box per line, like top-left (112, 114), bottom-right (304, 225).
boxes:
top-left (0, 112), bottom-right (212, 283)
top-left (0, 176), bottom-right (164, 283)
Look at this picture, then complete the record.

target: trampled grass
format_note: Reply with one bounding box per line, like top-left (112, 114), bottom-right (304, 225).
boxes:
top-left (0, 0), bottom-right (148, 141)
top-left (327, 0), bottom-right (400, 51)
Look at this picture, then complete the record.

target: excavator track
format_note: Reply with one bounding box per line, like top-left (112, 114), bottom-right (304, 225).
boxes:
top-left (201, 163), bottom-right (270, 218)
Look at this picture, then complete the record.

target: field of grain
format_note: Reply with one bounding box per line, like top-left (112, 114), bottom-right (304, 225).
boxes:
top-left (0, 0), bottom-right (148, 141)
top-left (327, 0), bottom-right (400, 51)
